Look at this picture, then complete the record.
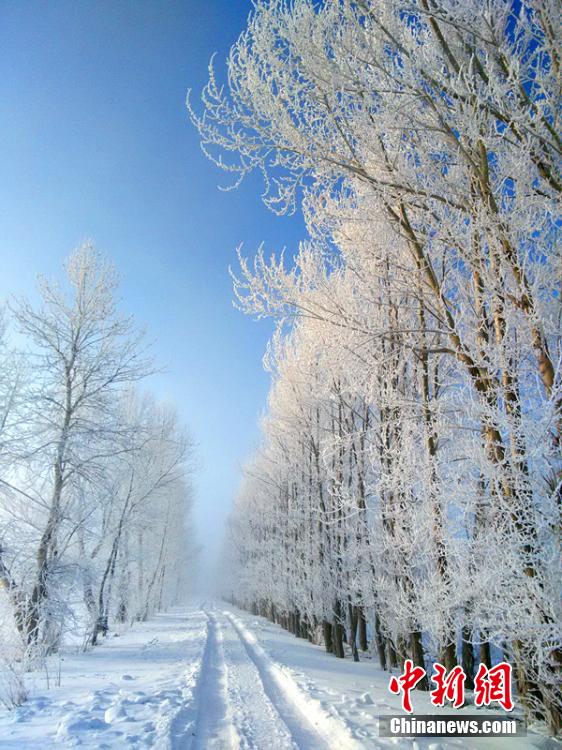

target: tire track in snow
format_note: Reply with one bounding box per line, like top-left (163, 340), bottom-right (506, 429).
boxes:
top-left (173, 609), bottom-right (239, 749)
top-left (223, 610), bottom-right (361, 750)
top-left (218, 612), bottom-right (298, 750)
top-left (150, 609), bottom-right (209, 750)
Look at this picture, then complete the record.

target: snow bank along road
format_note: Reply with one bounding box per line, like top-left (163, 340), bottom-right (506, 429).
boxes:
top-left (0, 605), bottom-right (553, 749)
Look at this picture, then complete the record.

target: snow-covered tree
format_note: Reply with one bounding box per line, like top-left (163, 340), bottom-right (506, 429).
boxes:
top-left (0, 245), bottom-right (197, 661)
top-left (193, 0), bottom-right (561, 732)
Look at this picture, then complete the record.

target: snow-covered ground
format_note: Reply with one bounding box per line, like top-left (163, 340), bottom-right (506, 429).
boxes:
top-left (0, 604), bottom-right (558, 749)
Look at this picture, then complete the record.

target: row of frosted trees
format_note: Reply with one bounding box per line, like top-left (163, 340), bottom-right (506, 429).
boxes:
top-left (0, 245), bottom-right (195, 673)
top-left (190, 0), bottom-right (561, 734)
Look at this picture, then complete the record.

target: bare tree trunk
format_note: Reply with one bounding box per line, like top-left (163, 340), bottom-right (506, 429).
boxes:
top-left (479, 637), bottom-right (492, 670)
top-left (322, 619), bottom-right (334, 654)
top-left (411, 631), bottom-right (429, 690)
top-left (372, 612), bottom-right (387, 670)
top-left (348, 600), bottom-right (359, 662)
top-left (27, 360), bottom-right (75, 650)
top-left (333, 610), bottom-right (345, 659)
top-left (136, 528), bottom-right (145, 621)
top-left (386, 638), bottom-right (398, 670)
top-left (90, 478), bottom-right (134, 646)
top-left (0, 544), bottom-right (28, 640)
top-left (461, 626), bottom-right (475, 691)
top-left (142, 507), bottom-right (170, 621)
top-left (357, 607), bottom-right (368, 652)
top-left (157, 565), bottom-right (166, 612)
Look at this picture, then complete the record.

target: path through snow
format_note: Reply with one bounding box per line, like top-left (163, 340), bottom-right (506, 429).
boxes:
top-left (0, 604), bottom-right (557, 749)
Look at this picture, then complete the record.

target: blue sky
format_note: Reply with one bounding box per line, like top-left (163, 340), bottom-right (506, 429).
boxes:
top-left (0, 0), bottom-right (305, 573)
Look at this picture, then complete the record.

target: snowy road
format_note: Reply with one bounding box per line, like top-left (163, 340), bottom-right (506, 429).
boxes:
top-left (0, 605), bottom-right (553, 749)
top-left (187, 608), bottom-right (357, 750)
top-left (204, 610), bottom-right (296, 750)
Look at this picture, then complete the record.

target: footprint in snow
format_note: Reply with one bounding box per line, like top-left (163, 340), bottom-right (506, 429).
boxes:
top-left (30, 696), bottom-right (51, 709)
top-left (357, 691), bottom-right (374, 705)
top-left (104, 704), bottom-right (128, 723)
top-left (129, 692), bottom-right (151, 704)
top-left (57, 715), bottom-right (110, 737)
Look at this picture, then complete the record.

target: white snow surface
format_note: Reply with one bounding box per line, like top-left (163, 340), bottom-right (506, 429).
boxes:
top-left (0, 604), bottom-right (558, 749)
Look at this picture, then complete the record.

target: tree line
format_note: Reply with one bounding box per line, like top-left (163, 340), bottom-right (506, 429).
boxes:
top-left (0, 245), bottom-right (195, 671)
top-left (189, 0), bottom-right (561, 734)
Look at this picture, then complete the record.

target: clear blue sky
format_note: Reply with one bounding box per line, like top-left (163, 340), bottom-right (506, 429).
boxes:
top-left (0, 0), bottom-right (305, 573)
